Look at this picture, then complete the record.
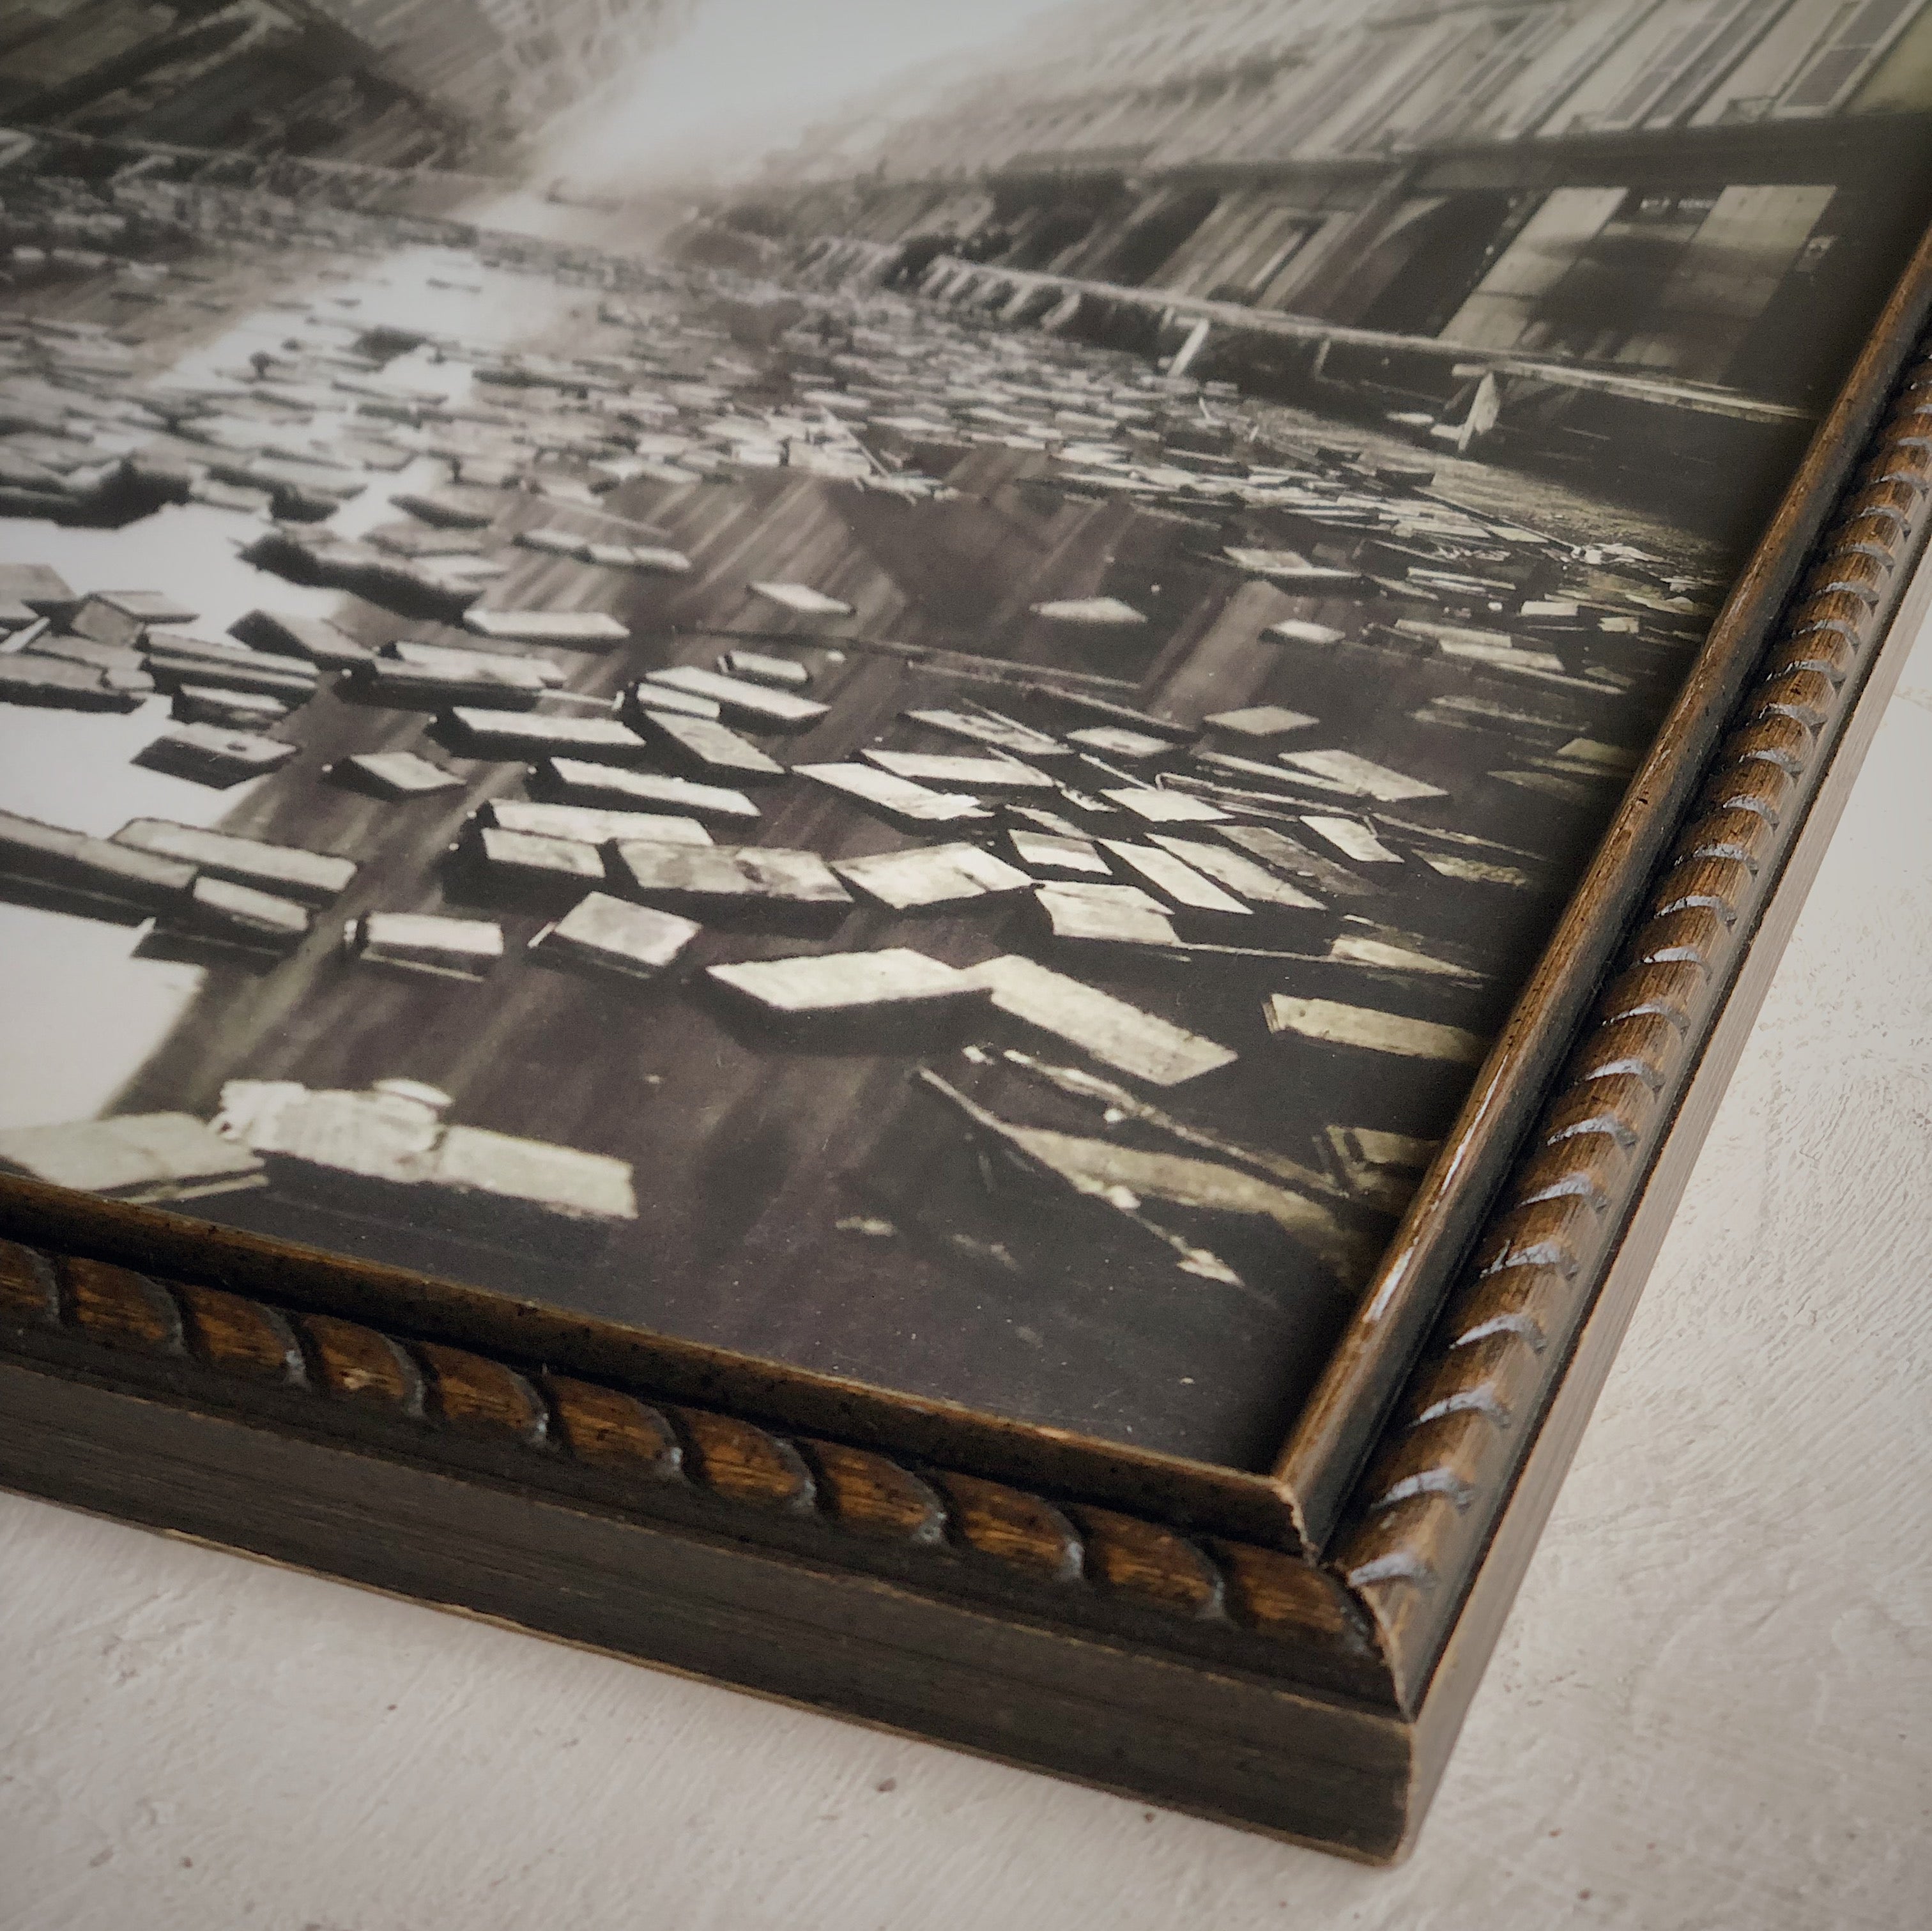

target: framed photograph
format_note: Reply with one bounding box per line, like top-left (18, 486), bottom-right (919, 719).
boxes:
top-left (3, 0), bottom-right (1930, 1861)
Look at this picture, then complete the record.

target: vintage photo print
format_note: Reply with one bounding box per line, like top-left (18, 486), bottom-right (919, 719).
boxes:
top-left (3, 0), bottom-right (1930, 1468)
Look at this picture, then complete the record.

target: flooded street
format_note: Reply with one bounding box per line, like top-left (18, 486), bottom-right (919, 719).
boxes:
top-left (1, 211), bottom-right (1726, 1466)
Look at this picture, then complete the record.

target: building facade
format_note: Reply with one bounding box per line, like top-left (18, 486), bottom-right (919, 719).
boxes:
top-left (753, 1), bottom-right (1932, 420)
top-left (0, 0), bottom-right (697, 167)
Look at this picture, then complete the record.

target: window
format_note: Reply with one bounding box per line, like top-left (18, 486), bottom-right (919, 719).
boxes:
top-left (1590, 0), bottom-right (1791, 132)
top-left (1774, 0), bottom-right (1926, 114)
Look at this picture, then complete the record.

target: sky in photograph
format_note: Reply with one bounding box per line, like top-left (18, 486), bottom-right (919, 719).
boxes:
top-left (542, 0), bottom-right (1092, 192)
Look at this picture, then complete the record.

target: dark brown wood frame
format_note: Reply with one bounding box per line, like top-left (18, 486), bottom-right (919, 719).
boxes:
top-left (5, 221), bottom-right (1931, 1865)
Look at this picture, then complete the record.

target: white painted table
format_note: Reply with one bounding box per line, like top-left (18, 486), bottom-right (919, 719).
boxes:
top-left (5, 623), bottom-right (1930, 1931)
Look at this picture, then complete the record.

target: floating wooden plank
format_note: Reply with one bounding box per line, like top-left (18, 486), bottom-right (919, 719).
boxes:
top-left (903, 707), bottom-right (1067, 758)
top-left (718, 649), bottom-right (810, 688)
top-left (1009, 831), bottom-right (1110, 879)
top-left (796, 763), bottom-right (990, 829)
top-left (1300, 816), bottom-right (1405, 864)
top-left (1204, 705), bottom-right (1318, 738)
top-left (1193, 750), bottom-right (1357, 796)
top-left (174, 686), bottom-right (289, 729)
top-left (1278, 749), bottom-right (1448, 802)
top-left (387, 640), bottom-right (562, 686)
top-left (70, 590), bottom-right (198, 645)
top-left (1100, 841), bottom-right (1250, 916)
top-left (144, 647), bottom-right (318, 703)
top-left (1263, 996), bottom-right (1485, 1063)
top-left (436, 709), bottom-right (647, 764)
top-left (0, 1113), bottom-right (263, 1205)
top-left (1067, 726), bottom-right (1172, 760)
top-left (215, 1080), bottom-right (634, 1229)
top-left (482, 801), bottom-right (712, 848)
top-left (351, 657), bottom-right (546, 710)
top-left (627, 682), bottom-right (722, 721)
top-left (0, 652), bottom-right (146, 712)
top-left (464, 826), bottom-right (608, 897)
top-left (1101, 787), bottom-right (1229, 825)
top-left (833, 842), bottom-right (1032, 911)
top-left (645, 665), bottom-right (829, 730)
top-left (176, 873), bottom-right (311, 952)
top-left (1326, 934), bottom-right (1482, 981)
top-left (636, 711), bottom-right (787, 781)
top-left (326, 751), bottom-right (463, 799)
top-left (709, 948), bottom-right (981, 1017)
top-left (1262, 619), bottom-right (1344, 647)
top-left (1146, 835), bottom-right (1322, 911)
top-left (0, 809), bottom-right (196, 915)
top-left (747, 581), bottom-right (852, 617)
top-left (110, 820), bottom-right (355, 905)
top-left (0, 564), bottom-right (79, 620)
top-left (463, 609), bottom-right (629, 649)
top-left (1034, 881), bottom-right (1181, 947)
top-left (133, 725), bottom-right (299, 788)
top-left (514, 528), bottom-right (581, 557)
top-left (1216, 823), bottom-right (1380, 899)
top-left (530, 893), bottom-right (701, 980)
top-left (392, 486), bottom-right (499, 529)
top-left (346, 912), bottom-right (504, 980)
top-left (1029, 596), bottom-right (1145, 624)
top-left (1418, 850), bottom-right (1540, 889)
top-left (608, 840), bottom-right (851, 916)
top-left (1324, 1124), bottom-right (1438, 1217)
top-left (536, 758), bottom-right (760, 825)
top-left (961, 955), bottom-right (1236, 1087)
top-left (862, 748), bottom-right (1055, 792)
top-left (1223, 548), bottom-right (1361, 587)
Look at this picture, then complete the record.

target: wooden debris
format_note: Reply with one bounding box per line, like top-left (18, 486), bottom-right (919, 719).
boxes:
top-left (1216, 823), bottom-right (1379, 899)
top-left (435, 709), bottom-right (647, 763)
top-left (833, 842), bottom-right (1032, 910)
top-left (392, 486), bottom-right (498, 529)
top-left (1262, 619), bottom-right (1344, 647)
top-left (175, 873), bottom-right (312, 952)
top-left (1300, 815), bottom-right (1405, 864)
top-left (1101, 787), bottom-right (1230, 825)
top-left (963, 955), bottom-right (1235, 1086)
top-left (482, 800), bottom-right (712, 848)
top-left (173, 685), bottom-right (289, 728)
top-left (1275, 748), bottom-right (1446, 802)
top-left (1035, 880), bottom-right (1181, 947)
top-left (70, 590), bottom-right (197, 645)
top-left (326, 751), bottom-right (463, 799)
top-left (0, 1112), bottom-right (264, 1205)
top-left (1009, 831), bottom-right (1110, 878)
top-left (1264, 997), bottom-right (1486, 1063)
top-left (536, 758), bottom-right (760, 824)
top-left (644, 665), bottom-right (829, 730)
top-left (0, 652), bottom-right (147, 711)
top-left (1067, 726), bottom-right (1172, 760)
top-left (215, 1079), bottom-right (635, 1231)
top-left (530, 893), bottom-right (702, 980)
top-left (635, 711), bottom-right (787, 781)
top-left (463, 825), bottom-right (607, 898)
top-left (133, 725), bottom-right (299, 788)
top-left (0, 808), bottom-right (196, 916)
top-left (747, 581), bottom-right (852, 617)
top-left (1143, 834), bottom-right (1323, 911)
top-left (1204, 705), bottom-right (1318, 738)
top-left (797, 762), bottom-right (990, 827)
top-left (110, 820), bottom-right (354, 905)
top-left (1419, 850), bottom-right (1540, 889)
top-left (709, 948), bottom-right (981, 1017)
top-left (861, 748), bottom-right (1055, 792)
top-left (718, 649), bottom-right (810, 688)
top-left (903, 707), bottom-right (1066, 758)
top-left (608, 840), bottom-right (852, 916)
top-left (1029, 596), bottom-right (1145, 624)
top-left (463, 609), bottom-right (629, 648)
top-left (346, 912), bottom-right (505, 981)
top-left (627, 682), bottom-right (723, 721)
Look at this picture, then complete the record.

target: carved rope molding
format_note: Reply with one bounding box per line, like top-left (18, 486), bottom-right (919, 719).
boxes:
top-left (1335, 345), bottom-right (1932, 1708)
top-left (0, 1240), bottom-right (1389, 1705)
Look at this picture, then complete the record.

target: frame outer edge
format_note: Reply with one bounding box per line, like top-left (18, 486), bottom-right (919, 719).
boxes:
top-left (1333, 340), bottom-right (1932, 1713)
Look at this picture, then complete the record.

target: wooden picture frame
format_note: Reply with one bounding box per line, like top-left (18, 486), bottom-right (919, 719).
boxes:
top-left (4, 1), bottom-right (1932, 1863)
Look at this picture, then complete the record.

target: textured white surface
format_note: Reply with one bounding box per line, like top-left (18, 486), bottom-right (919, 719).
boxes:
top-left (4, 627), bottom-right (1932, 1931)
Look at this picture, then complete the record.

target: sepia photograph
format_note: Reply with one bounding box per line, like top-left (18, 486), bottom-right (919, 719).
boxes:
top-left (3, 0), bottom-right (1931, 1473)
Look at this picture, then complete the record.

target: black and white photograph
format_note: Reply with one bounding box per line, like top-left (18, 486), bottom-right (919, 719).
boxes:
top-left (3, 0), bottom-right (1931, 1470)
